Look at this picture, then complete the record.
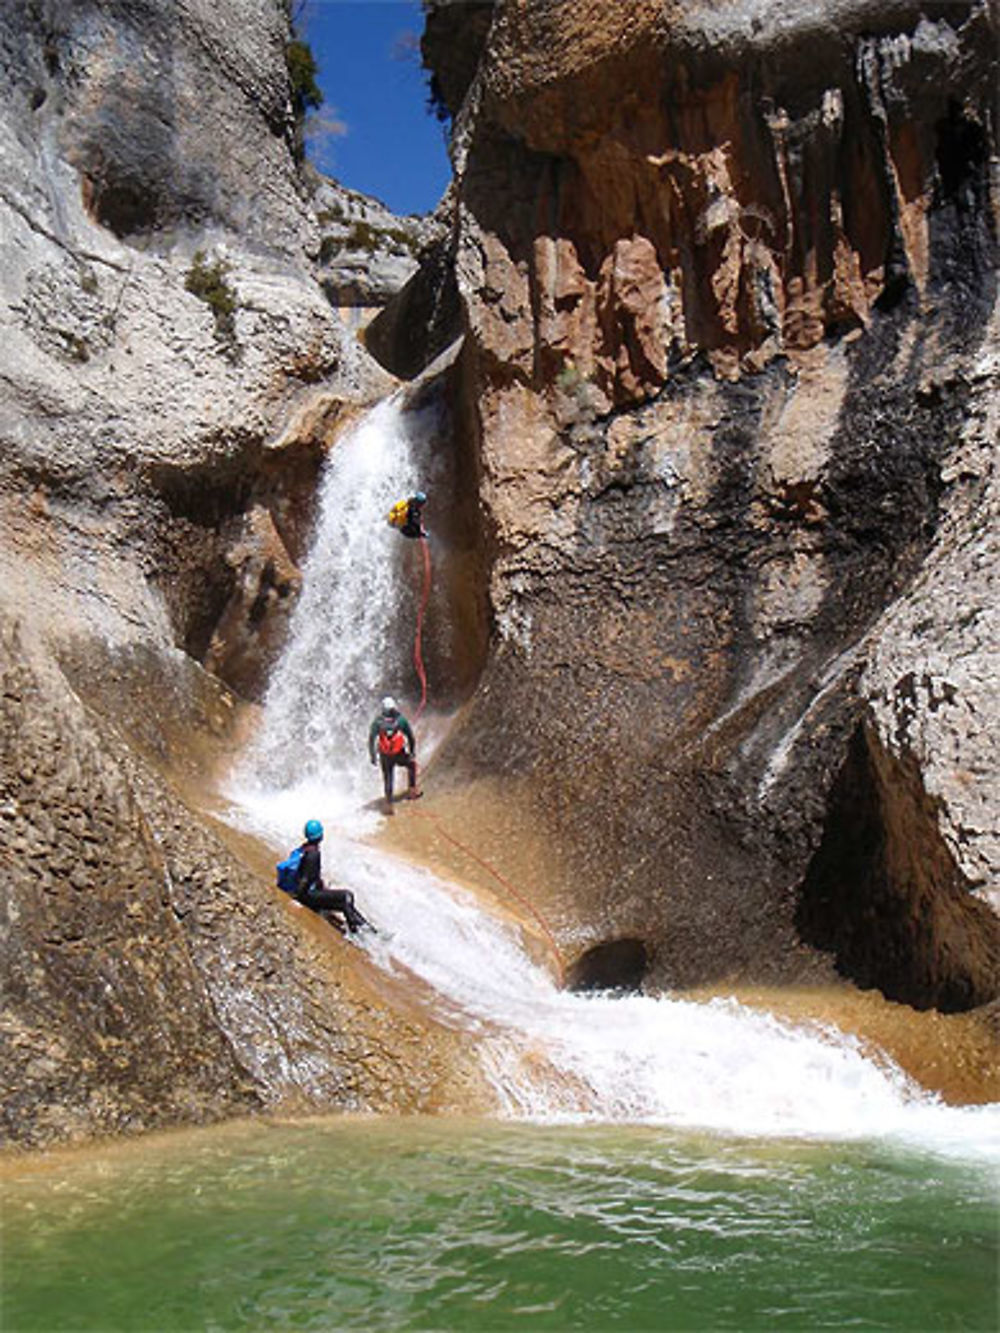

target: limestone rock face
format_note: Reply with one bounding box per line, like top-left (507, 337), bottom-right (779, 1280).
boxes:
top-left (312, 173), bottom-right (440, 318)
top-left (8, 0), bottom-right (302, 246)
top-left (0, 1), bottom-right (483, 1147)
top-left (860, 322), bottom-right (1000, 907)
top-left (412, 0), bottom-right (1000, 1004)
top-left (453, 0), bottom-right (997, 391)
top-left (0, 0), bottom-right (394, 693)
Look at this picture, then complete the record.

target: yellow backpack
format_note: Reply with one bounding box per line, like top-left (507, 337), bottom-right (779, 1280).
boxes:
top-left (387, 499), bottom-right (409, 529)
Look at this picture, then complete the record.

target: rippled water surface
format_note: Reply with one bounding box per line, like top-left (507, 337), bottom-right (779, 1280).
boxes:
top-left (3, 1117), bottom-right (997, 1331)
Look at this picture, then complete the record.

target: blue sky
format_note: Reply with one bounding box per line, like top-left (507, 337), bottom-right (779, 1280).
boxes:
top-left (300, 1), bottom-right (452, 216)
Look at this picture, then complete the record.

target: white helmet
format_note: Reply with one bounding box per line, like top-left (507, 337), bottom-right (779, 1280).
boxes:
top-left (381, 695), bottom-right (397, 713)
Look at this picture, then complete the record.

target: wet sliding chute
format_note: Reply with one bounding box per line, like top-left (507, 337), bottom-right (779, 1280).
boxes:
top-left (404, 531), bottom-right (560, 974)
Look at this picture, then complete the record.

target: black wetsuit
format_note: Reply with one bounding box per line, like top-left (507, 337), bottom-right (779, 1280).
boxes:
top-left (400, 499), bottom-right (425, 539)
top-left (368, 710), bottom-right (418, 801)
top-left (295, 842), bottom-right (368, 933)
top-left (379, 748), bottom-right (418, 800)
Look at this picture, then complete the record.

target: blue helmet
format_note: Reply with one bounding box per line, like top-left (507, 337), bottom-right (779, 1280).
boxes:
top-left (304, 819), bottom-right (324, 842)
top-left (414, 491), bottom-right (427, 505)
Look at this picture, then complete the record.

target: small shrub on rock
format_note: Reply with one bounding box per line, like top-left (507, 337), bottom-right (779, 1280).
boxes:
top-left (286, 36), bottom-right (322, 160)
top-left (286, 38), bottom-right (323, 118)
top-left (185, 250), bottom-right (238, 348)
top-left (319, 235), bottom-right (341, 264)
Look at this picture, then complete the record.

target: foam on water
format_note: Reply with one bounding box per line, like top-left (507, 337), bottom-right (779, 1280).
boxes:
top-left (226, 399), bottom-right (1000, 1161)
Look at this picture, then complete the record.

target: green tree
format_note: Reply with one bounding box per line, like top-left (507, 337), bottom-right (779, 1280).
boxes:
top-left (285, 34), bottom-right (322, 162)
top-left (286, 38), bottom-right (322, 119)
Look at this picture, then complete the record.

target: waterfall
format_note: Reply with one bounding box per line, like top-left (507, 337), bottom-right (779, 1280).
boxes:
top-left (228, 400), bottom-right (1000, 1157)
top-left (234, 396), bottom-right (432, 835)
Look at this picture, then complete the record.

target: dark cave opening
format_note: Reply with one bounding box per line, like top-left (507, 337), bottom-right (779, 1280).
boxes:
top-left (935, 100), bottom-right (989, 212)
top-left (565, 938), bottom-right (650, 994)
top-left (796, 724), bottom-right (1000, 1013)
top-left (88, 179), bottom-right (162, 239)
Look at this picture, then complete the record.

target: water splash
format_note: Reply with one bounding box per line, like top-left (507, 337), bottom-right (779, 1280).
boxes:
top-left (342, 846), bottom-right (999, 1157)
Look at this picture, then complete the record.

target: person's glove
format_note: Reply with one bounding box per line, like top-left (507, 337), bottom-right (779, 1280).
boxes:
top-left (370, 754), bottom-right (377, 766)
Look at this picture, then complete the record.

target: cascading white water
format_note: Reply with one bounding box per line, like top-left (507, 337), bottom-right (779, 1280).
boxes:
top-left (228, 399), bottom-right (1000, 1159)
top-left (235, 396), bottom-right (432, 835)
top-left (326, 840), bottom-right (1000, 1157)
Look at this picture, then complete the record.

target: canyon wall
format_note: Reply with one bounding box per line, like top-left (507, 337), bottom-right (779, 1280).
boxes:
top-left (0, 0), bottom-right (488, 1148)
top-left (2, 0), bottom-right (998, 1147)
top-left (409, 0), bottom-right (1000, 1004)
top-left (0, 0), bottom-right (410, 699)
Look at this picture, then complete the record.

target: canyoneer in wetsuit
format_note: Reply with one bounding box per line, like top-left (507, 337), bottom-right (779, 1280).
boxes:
top-left (295, 820), bottom-right (369, 933)
top-left (387, 491), bottom-right (427, 540)
top-left (368, 696), bottom-right (420, 811)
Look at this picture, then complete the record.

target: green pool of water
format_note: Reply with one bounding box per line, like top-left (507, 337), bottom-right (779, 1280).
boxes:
top-left (2, 1117), bottom-right (997, 1331)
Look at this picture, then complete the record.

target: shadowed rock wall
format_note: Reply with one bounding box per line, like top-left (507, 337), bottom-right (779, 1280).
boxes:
top-left (409, 0), bottom-right (999, 1001)
top-left (797, 724), bottom-right (1000, 1012)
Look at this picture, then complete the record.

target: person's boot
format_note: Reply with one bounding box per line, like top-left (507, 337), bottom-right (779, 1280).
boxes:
top-left (341, 891), bottom-right (367, 933)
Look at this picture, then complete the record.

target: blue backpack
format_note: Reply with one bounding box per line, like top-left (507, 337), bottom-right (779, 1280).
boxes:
top-left (276, 845), bottom-right (304, 894)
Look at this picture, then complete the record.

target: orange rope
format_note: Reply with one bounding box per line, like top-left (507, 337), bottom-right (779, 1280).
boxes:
top-left (411, 806), bottom-right (566, 985)
top-left (412, 535), bottom-right (431, 723)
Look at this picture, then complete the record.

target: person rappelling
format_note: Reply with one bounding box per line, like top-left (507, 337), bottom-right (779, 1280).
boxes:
top-left (368, 695), bottom-right (421, 812)
top-left (387, 490), bottom-right (427, 540)
top-left (385, 486), bottom-right (432, 727)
